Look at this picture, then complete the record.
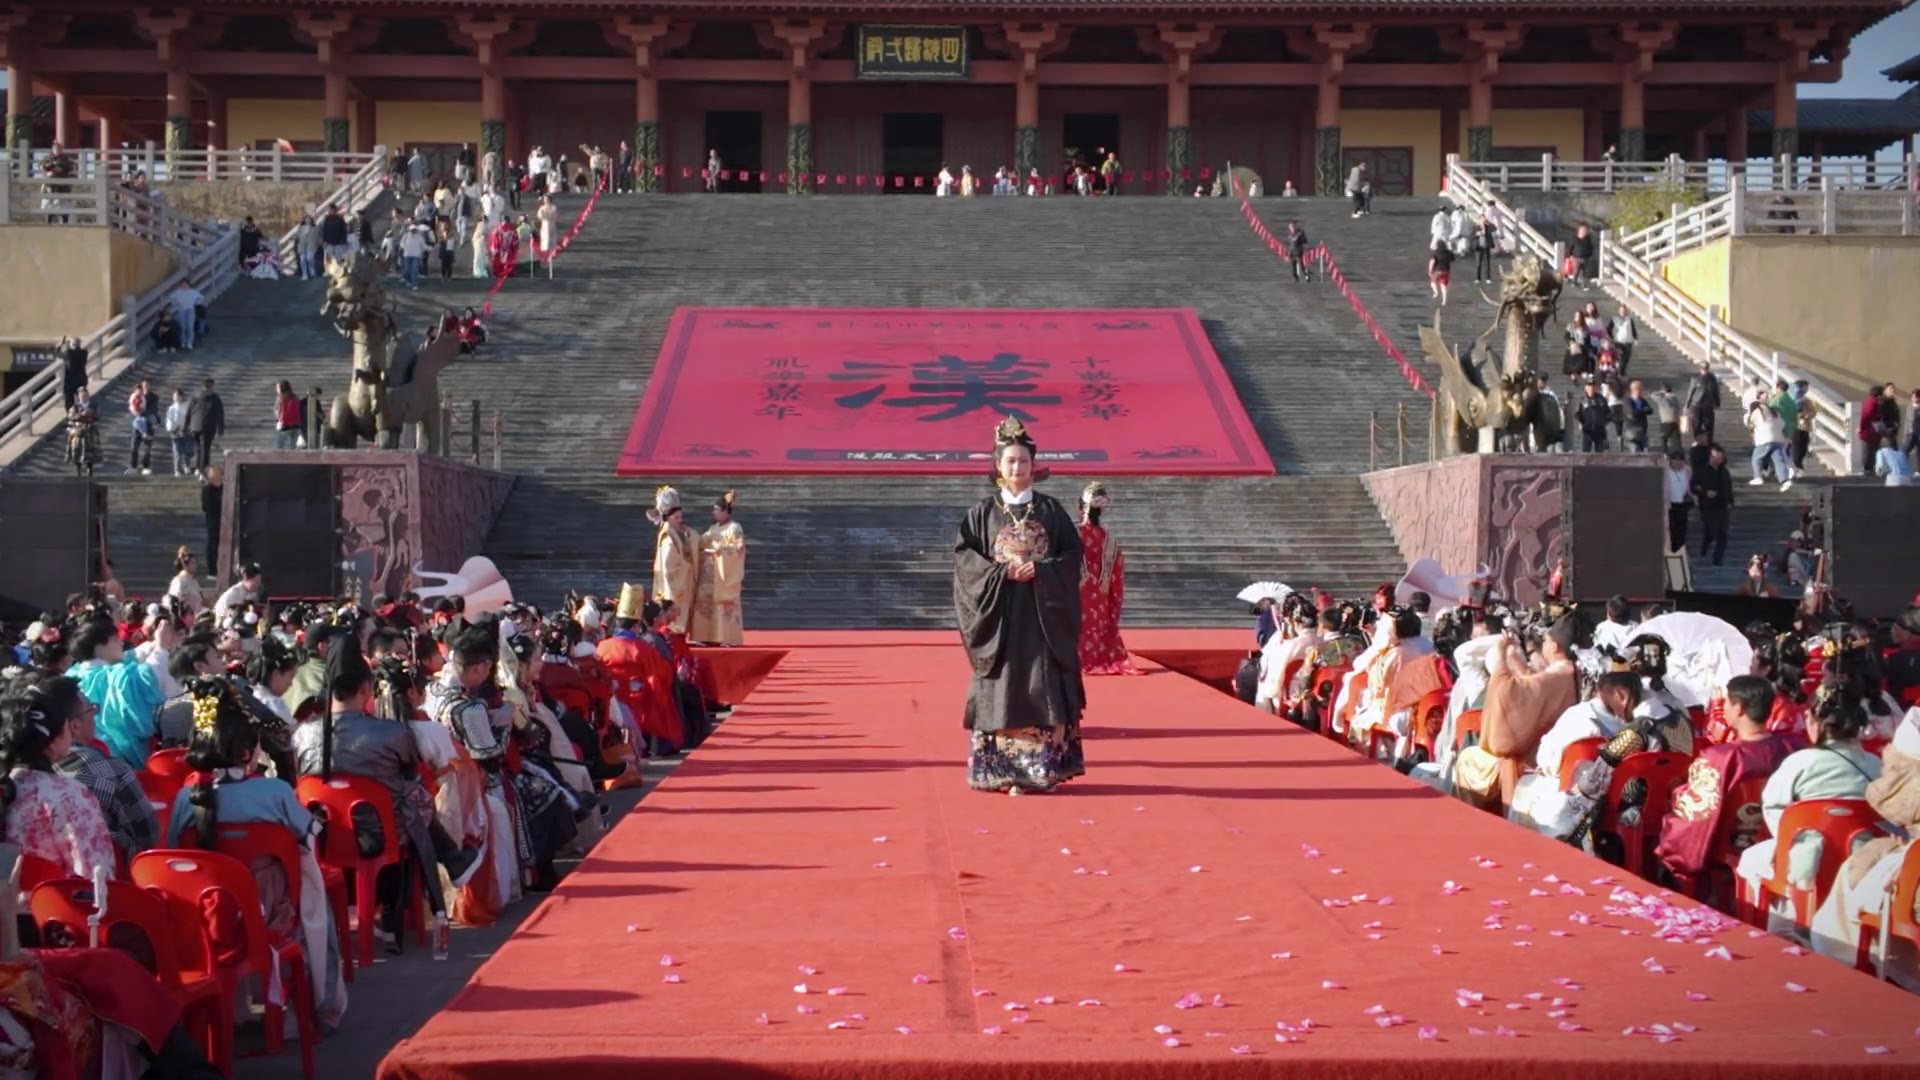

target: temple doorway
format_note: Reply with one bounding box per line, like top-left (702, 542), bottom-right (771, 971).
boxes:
top-left (703, 111), bottom-right (764, 192)
top-left (883, 113), bottom-right (944, 193)
top-left (1062, 113), bottom-right (1121, 188)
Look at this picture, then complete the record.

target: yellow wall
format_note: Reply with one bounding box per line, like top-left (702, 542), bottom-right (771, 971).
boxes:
top-left (1457, 108), bottom-right (1583, 163)
top-left (0, 227), bottom-right (175, 344)
top-left (226, 99), bottom-right (359, 151)
top-left (1721, 237), bottom-right (1920, 391)
top-left (375, 102), bottom-right (480, 149)
top-left (1662, 238), bottom-right (1731, 319)
top-left (1343, 109), bottom-right (1442, 196)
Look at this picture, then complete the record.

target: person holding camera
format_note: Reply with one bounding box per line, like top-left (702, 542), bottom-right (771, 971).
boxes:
top-left (1450, 615), bottom-right (1579, 812)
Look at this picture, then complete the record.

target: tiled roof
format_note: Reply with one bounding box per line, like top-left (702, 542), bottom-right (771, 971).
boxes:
top-left (1884, 51), bottom-right (1920, 83)
top-left (1753, 90), bottom-right (1920, 134)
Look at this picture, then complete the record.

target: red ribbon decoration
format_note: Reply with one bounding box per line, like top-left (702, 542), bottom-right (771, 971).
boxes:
top-left (481, 176), bottom-right (607, 317)
top-left (1221, 174), bottom-right (1433, 399)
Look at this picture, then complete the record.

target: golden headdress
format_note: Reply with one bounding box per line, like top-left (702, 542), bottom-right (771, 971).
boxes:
top-left (1081, 481), bottom-right (1110, 509)
top-left (646, 485), bottom-right (683, 526)
top-left (616, 582), bottom-right (646, 621)
top-left (716, 490), bottom-right (737, 513)
top-left (186, 676), bottom-right (240, 738)
top-left (989, 416), bottom-right (1048, 486)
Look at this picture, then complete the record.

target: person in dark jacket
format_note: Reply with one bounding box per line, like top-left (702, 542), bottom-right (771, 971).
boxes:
top-left (237, 215), bottom-right (263, 266)
top-left (1684, 360), bottom-right (1721, 440)
top-left (319, 204), bottom-right (349, 265)
top-left (1569, 224), bottom-right (1597, 286)
top-left (1576, 380), bottom-right (1612, 451)
top-left (201, 465), bottom-right (223, 576)
top-left (59, 335), bottom-right (89, 412)
top-left (189, 378), bottom-right (224, 478)
top-left (1691, 444), bottom-right (1735, 566)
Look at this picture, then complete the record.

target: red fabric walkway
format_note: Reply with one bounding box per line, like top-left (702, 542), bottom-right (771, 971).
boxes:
top-left (380, 631), bottom-right (1915, 1080)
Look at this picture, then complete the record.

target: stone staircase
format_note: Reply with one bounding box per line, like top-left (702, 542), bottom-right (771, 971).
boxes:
top-left (1253, 195), bottom-right (1834, 597)
top-left (11, 193), bottom-right (1432, 626)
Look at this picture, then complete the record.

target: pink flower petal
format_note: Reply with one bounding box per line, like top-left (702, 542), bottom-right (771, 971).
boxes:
top-left (827, 986), bottom-right (849, 997)
top-left (1558, 1021), bottom-right (1585, 1032)
top-left (982, 1025), bottom-right (1002, 1035)
top-left (1672, 1022), bottom-right (1697, 1033)
top-left (1274, 1033), bottom-right (1297, 1044)
top-left (1162, 1037), bottom-right (1182, 1048)
top-left (1034, 995), bottom-right (1056, 1005)
top-left (1231, 1045), bottom-right (1253, 1055)
top-left (850, 1013), bottom-right (867, 1021)
top-left (1074, 867), bottom-right (1090, 875)
top-left (1329, 868), bottom-right (1345, 875)
top-left (912, 974), bottom-right (931, 985)
top-left (1009, 1014), bottom-right (1029, 1024)
top-left (1077, 998), bottom-right (1103, 1007)
top-left (1191, 865), bottom-right (1205, 873)
top-left (755, 1013), bottom-right (769, 1025)
top-left (1114, 963), bottom-right (1135, 973)
top-left (1704, 945), bottom-right (1733, 960)
top-left (1080, 818), bottom-right (1096, 825)
top-left (797, 1005), bottom-right (818, 1015)
top-left (1418, 1026), bottom-right (1440, 1041)
top-left (1489, 899), bottom-right (1511, 909)
top-left (1235, 915), bottom-right (1253, 922)
top-left (794, 984), bottom-right (811, 994)
top-left (1432, 945), bottom-right (1448, 956)
top-left (1211, 994), bottom-right (1227, 1008)
top-left (972, 988), bottom-right (994, 997)
top-left (1811, 1028), bottom-right (1832, 1037)
top-left (828, 1021), bottom-right (851, 1030)
top-left (1004, 1002), bottom-right (1028, 1012)
top-left (1154, 1024), bottom-right (1174, 1035)
top-left (1379, 896), bottom-right (1396, 906)
top-left (1321, 980), bottom-right (1344, 990)
top-left (1867, 1046), bottom-right (1892, 1056)
top-left (1685, 991), bottom-right (1709, 1002)
top-left (1467, 1026), bottom-right (1489, 1037)
top-left (896, 1026), bottom-right (913, 1035)
top-left (947, 927), bottom-right (968, 941)
top-left (1352, 893), bottom-right (1370, 902)
top-left (873, 836), bottom-right (888, 843)
top-left (659, 954), bottom-right (677, 967)
top-left (798, 965), bottom-right (818, 975)
top-left (1548, 1009), bottom-right (1570, 1019)
top-left (1302, 844), bottom-right (1322, 858)
top-left (1363, 1004), bottom-right (1387, 1016)
top-left (1441, 881), bottom-right (1466, 895)
top-left (1272, 951), bottom-right (1294, 960)
top-left (1506, 1003), bottom-right (1527, 1011)
top-left (662, 974), bottom-right (683, 984)
top-left (626, 923), bottom-right (641, 933)
top-left (1529, 888), bottom-right (1549, 897)
top-left (873, 862), bottom-right (891, 869)
top-left (1174, 993), bottom-right (1203, 1010)
top-left (1060, 848), bottom-right (1073, 855)
top-left (1782, 944), bottom-right (1808, 956)
top-left (1784, 982), bottom-right (1809, 993)
top-left (1494, 1025), bottom-right (1517, 1038)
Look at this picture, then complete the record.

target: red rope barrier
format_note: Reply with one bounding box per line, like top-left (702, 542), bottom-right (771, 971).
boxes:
top-left (481, 176), bottom-right (608, 317)
top-left (1229, 183), bottom-right (1433, 400)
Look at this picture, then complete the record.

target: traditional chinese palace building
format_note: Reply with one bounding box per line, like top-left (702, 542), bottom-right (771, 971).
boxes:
top-left (0, 0), bottom-right (1905, 197)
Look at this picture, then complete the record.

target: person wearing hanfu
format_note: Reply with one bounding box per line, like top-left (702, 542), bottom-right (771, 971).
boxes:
top-left (485, 217), bottom-right (518, 280)
top-left (1654, 675), bottom-right (1793, 900)
top-left (595, 584), bottom-right (683, 756)
top-left (67, 618), bottom-right (165, 769)
top-left (1348, 610), bottom-right (1445, 759)
top-left (1809, 709), bottom-right (1920, 989)
top-left (649, 486), bottom-right (702, 637)
top-left (1075, 482), bottom-right (1137, 676)
top-left (955, 417), bottom-right (1087, 795)
top-left (691, 491), bottom-right (747, 646)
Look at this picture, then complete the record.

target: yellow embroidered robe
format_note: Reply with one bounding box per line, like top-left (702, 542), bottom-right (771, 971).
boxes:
top-left (691, 521), bottom-right (747, 645)
top-left (653, 521), bottom-right (700, 634)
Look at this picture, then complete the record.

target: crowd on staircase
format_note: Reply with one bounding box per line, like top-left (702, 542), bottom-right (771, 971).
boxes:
top-left (1241, 575), bottom-right (1920, 993)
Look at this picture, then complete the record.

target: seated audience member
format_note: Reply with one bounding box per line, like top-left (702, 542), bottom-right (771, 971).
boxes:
top-left (151, 308), bottom-right (182, 353)
top-left (1655, 675), bottom-right (1795, 887)
top-left (0, 678), bottom-right (118, 880)
top-left (1810, 707), bottom-right (1920, 988)
top-left (1509, 672), bottom-right (1643, 836)
top-left (1735, 682), bottom-right (1884, 924)
top-left (1451, 616), bottom-right (1580, 811)
top-left (1591, 595), bottom-right (1640, 659)
top-left (68, 618), bottom-right (166, 768)
top-left (457, 307), bottom-right (488, 354)
top-left (32, 672), bottom-right (160, 863)
top-left (1255, 602), bottom-right (1320, 715)
top-left (1349, 609), bottom-right (1447, 761)
top-left (153, 640), bottom-right (225, 747)
top-left (292, 635), bottom-right (481, 941)
top-left (167, 678), bottom-right (348, 1028)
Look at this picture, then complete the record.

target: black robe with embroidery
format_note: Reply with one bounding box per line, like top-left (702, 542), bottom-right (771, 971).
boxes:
top-left (954, 491), bottom-right (1086, 733)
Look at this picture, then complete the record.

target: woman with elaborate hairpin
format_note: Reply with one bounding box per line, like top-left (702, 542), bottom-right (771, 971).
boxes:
top-left (954, 418), bottom-right (1087, 794)
top-left (1076, 481), bottom-right (1139, 676)
top-left (648, 485), bottom-right (701, 637)
top-left (691, 490), bottom-right (747, 646)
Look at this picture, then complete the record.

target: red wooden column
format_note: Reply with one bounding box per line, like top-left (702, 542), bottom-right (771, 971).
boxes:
top-left (1305, 24), bottom-right (1370, 197)
top-left (1769, 20), bottom-right (1834, 169)
top-left (1617, 22), bottom-right (1676, 162)
top-left (1464, 22), bottom-right (1523, 162)
top-left (2, 11), bottom-right (37, 161)
top-left (1154, 24), bottom-right (1216, 196)
top-left (135, 10), bottom-right (197, 167)
top-left (1725, 104), bottom-right (1749, 163)
top-left (294, 12), bottom-right (355, 153)
top-left (1003, 23), bottom-right (1064, 180)
top-left (608, 17), bottom-right (684, 193)
top-left (766, 20), bottom-right (832, 194)
top-left (453, 14), bottom-right (518, 181)
top-left (52, 91), bottom-right (78, 148)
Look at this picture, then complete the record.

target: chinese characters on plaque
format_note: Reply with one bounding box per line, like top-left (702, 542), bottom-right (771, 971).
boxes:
top-left (856, 25), bottom-right (969, 80)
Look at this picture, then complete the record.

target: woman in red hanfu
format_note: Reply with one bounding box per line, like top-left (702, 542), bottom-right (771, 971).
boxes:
top-left (1077, 481), bottom-right (1139, 675)
top-left (486, 217), bottom-right (519, 280)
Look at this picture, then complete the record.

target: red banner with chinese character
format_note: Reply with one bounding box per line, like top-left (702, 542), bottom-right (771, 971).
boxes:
top-left (616, 307), bottom-right (1274, 476)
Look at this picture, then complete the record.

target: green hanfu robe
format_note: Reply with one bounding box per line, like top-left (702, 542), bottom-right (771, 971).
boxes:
top-left (953, 489), bottom-right (1087, 791)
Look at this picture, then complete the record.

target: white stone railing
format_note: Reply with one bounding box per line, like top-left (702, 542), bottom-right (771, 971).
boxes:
top-left (1614, 175), bottom-right (1919, 264)
top-left (6, 144), bottom-right (379, 186)
top-left (1444, 156), bottom-right (1854, 474)
top-left (0, 221), bottom-right (242, 469)
top-left (274, 145), bottom-right (391, 264)
top-left (1456, 153), bottom-right (1917, 196)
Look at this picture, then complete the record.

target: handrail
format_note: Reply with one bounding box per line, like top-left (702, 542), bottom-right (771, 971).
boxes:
top-left (1443, 156), bottom-right (1853, 474)
top-left (0, 220), bottom-right (242, 469)
top-left (1229, 174), bottom-right (1432, 399)
top-left (275, 145), bottom-right (391, 264)
top-left (6, 144), bottom-right (379, 186)
top-left (0, 170), bottom-right (114, 226)
top-left (1617, 176), bottom-right (1918, 263)
top-left (1454, 153), bottom-right (1917, 196)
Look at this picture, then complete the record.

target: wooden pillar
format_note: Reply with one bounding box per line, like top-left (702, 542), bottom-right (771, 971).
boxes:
top-left (1440, 96), bottom-right (1460, 163)
top-left (52, 92), bottom-right (78, 148)
top-left (353, 94), bottom-right (375, 155)
top-left (611, 17), bottom-right (678, 193)
top-left (1166, 60), bottom-right (1191, 194)
top-left (1725, 105), bottom-right (1749, 162)
top-left (1004, 24), bottom-right (1062, 184)
top-left (1582, 104), bottom-right (1605, 160)
top-left (1617, 22), bottom-right (1676, 163)
top-left (5, 59), bottom-right (33, 157)
top-left (1309, 24), bottom-right (1370, 198)
top-left (1462, 23), bottom-right (1520, 164)
top-left (1771, 70), bottom-right (1798, 162)
top-left (295, 13), bottom-right (356, 153)
top-left (94, 108), bottom-right (114, 154)
top-left (1466, 80), bottom-right (1493, 161)
top-left (454, 15), bottom-right (515, 177)
top-left (766, 20), bottom-right (829, 194)
top-left (1618, 76), bottom-right (1646, 162)
top-left (164, 63), bottom-right (193, 162)
top-left (1690, 126), bottom-right (1708, 163)
top-left (205, 92), bottom-right (227, 154)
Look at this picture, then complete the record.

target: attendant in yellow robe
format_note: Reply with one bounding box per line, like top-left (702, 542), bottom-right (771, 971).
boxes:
top-left (648, 485), bottom-right (700, 636)
top-left (691, 490), bottom-right (747, 646)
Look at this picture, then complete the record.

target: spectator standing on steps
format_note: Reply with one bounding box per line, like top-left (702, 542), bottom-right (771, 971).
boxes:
top-left (1427, 240), bottom-right (1453, 305)
top-left (455, 142), bottom-right (475, 185)
top-left (1472, 211), bottom-right (1499, 284)
top-left (1746, 395), bottom-right (1795, 491)
top-left (164, 389), bottom-right (192, 476)
top-left (1663, 452), bottom-right (1693, 553)
top-left (319, 204), bottom-right (349, 268)
top-left (274, 381), bottom-right (303, 450)
top-left (126, 379), bottom-right (157, 476)
top-left (1286, 221), bottom-right (1312, 282)
top-left (189, 378), bottom-right (224, 480)
top-left (59, 335), bottom-right (89, 413)
top-left (1650, 383), bottom-right (1682, 454)
top-left (1684, 360), bottom-right (1720, 441)
top-left (1786, 379), bottom-right (1816, 472)
top-left (1346, 161), bottom-right (1369, 217)
top-left (169, 282), bottom-right (205, 351)
top-left (1609, 304), bottom-right (1638, 374)
top-left (1576, 380), bottom-right (1611, 451)
top-left (201, 467), bottom-right (224, 578)
top-left (1569, 225), bottom-right (1597, 287)
top-left (1692, 445), bottom-right (1735, 567)
top-left (407, 147), bottom-right (428, 194)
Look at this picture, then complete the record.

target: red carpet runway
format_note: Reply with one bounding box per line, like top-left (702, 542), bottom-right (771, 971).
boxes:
top-left (615, 308), bottom-right (1274, 476)
top-left (380, 631), bottom-right (1915, 1079)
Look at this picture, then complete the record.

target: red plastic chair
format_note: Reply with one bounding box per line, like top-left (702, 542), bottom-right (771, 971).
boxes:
top-left (187, 820), bottom-right (354, 986)
top-left (30, 877), bottom-right (228, 1070)
top-left (1592, 751), bottom-right (1693, 876)
top-left (145, 748), bottom-right (192, 782)
top-left (1855, 841), bottom-right (1920, 978)
top-left (1408, 688), bottom-right (1450, 762)
top-left (295, 775), bottom-right (425, 967)
top-left (136, 771), bottom-right (180, 838)
top-left (1453, 709), bottom-right (1484, 753)
top-left (1744, 798), bottom-right (1885, 930)
top-left (16, 853), bottom-right (68, 893)
top-left (1556, 737), bottom-right (1607, 791)
top-left (1668, 774), bottom-right (1771, 911)
top-left (132, 849), bottom-right (316, 1080)
top-left (1331, 670), bottom-right (1368, 744)
top-left (1275, 658), bottom-right (1305, 711)
top-left (1303, 664), bottom-right (1349, 738)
